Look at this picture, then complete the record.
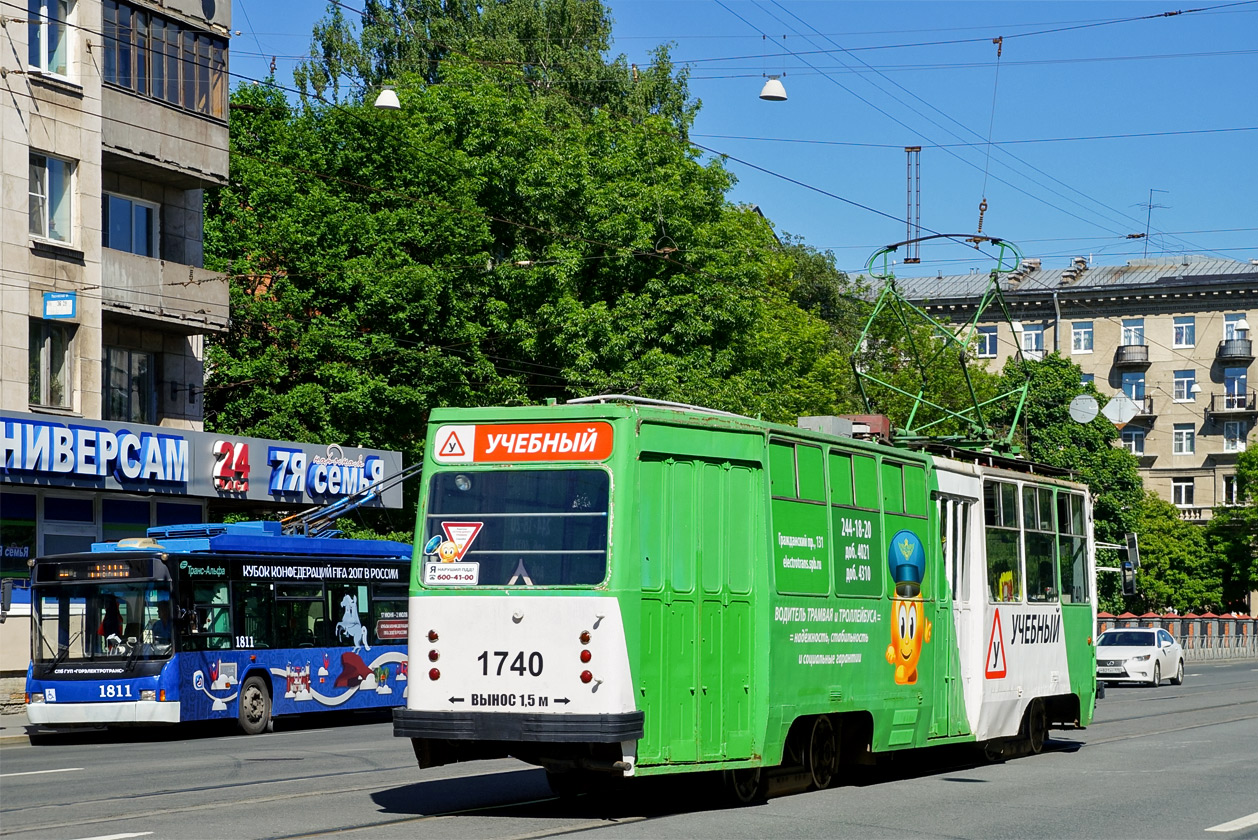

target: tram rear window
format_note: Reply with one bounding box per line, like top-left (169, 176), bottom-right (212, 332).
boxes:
top-left (423, 469), bottom-right (610, 586)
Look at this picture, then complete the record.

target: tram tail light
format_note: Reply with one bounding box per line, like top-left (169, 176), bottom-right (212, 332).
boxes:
top-left (579, 631), bottom-right (591, 645)
top-left (428, 649), bottom-right (440, 662)
top-left (580, 670), bottom-right (593, 684)
top-left (580, 649), bottom-right (592, 663)
top-left (429, 668), bottom-right (441, 681)
top-left (427, 630), bottom-right (439, 642)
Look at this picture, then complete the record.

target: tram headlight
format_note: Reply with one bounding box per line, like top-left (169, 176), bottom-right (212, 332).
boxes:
top-left (454, 474), bottom-right (472, 492)
top-left (140, 690), bottom-right (156, 702)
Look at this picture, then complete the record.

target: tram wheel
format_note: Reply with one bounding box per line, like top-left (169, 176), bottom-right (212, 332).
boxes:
top-left (808, 716), bottom-right (839, 790)
top-left (238, 675), bottom-right (272, 736)
top-left (724, 767), bottom-right (764, 805)
top-left (1025, 698), bottom-right (1047, 755)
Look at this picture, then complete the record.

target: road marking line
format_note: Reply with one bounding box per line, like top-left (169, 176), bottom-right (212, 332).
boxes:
top-left (1206, 811), bottom-right (1258, 832)
top-left (1, 767), bottom-right (83, 778)
top-left (69, 834), bottom-right (153, 840)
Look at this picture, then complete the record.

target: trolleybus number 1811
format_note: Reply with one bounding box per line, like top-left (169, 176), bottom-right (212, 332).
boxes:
top-left (477, 650), bottom-right (544, 677)
top-left (100, 684), bottom-right (134, 698)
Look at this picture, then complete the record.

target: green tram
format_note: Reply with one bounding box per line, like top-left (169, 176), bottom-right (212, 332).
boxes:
top-left (393, 397), bottom-right (1098, 798)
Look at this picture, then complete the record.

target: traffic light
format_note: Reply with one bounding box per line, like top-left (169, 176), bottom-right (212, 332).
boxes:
top-left (1121, 560), bottom-right (1137, 596)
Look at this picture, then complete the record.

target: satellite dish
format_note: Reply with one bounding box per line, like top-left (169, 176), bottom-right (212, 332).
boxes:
top-left (1068, 394), bottom-right (1099, 424)
top-left (1101, 392), bottom-right (1140, 429)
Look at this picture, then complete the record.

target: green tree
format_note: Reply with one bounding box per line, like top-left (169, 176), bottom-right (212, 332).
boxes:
top-left (205, 34), bottom-right (862, 470)
top-left (1208, 446), bottom-right (1258, 611)
top-left (1130, 492), bottom-right (1222, 613)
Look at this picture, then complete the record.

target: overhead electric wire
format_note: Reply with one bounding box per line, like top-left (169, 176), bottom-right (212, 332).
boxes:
top-left (759, 0), bottom-right (1232, 260)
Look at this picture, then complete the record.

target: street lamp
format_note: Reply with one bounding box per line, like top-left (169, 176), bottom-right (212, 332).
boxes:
top-left (759, 75), bottom-right (787, 101)
top-left (374, 86), bottom-right (401, 110)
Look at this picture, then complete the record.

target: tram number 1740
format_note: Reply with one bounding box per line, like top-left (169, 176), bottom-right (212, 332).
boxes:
top-left (477, 650), bottom-right (544, 677)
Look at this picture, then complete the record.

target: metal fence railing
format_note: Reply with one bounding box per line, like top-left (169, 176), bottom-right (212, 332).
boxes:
top-left (1097, 613), bottom-right (1258, 661)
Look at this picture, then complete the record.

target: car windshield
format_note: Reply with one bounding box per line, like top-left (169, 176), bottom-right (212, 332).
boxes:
top-left (33, 582), bottom-right (175, 664)
top-left (1098, 630), bottom-right (1156, 647)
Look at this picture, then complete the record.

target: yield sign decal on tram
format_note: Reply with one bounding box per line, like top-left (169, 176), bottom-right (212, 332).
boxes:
top-left (437, 427), bottom-right (470, 459)
top-left (985, 608), bottom-right (1007, 679)
top-left (441, 521), bottom-right (483, 560)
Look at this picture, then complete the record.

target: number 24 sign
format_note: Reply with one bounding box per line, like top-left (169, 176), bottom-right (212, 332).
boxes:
top-left (213, 440), bottom-right (251, 492)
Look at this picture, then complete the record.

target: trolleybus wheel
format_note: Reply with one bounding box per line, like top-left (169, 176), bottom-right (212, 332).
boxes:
top-left (808, 716), bottom-right (839, 790)
top-left (1024, 698), bottom-right (1047, 755)
top-left (1150, 662), bottom-right (1161, 687)
top-left (238, 675), bottom-right (272, 735)
top-left (724, 767), bottom-right (764, 805)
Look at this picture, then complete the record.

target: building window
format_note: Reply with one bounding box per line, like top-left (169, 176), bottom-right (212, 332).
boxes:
top-left (1173, 316), bottom-right (1195, 348)
top-left (1224, 313), bottom-right (1250, 341)
top-left (1173, 370), bottom-right (1197, 402)
top-left (976, 325), bottom-right (997, 358)
top-left (1021, 324), bottom-right (1044, 361)
top-left (29, 153), bottom-right (72, 243)
top-left (1224, 421), bottom-right (1247, 453)
top-left (104, 346), bottom-right (157, 423)
top-left (28, 0), bottom-right (69, 76)
top-left (1121, 372), bottom-right (1145, 400)
top-left (1223, 475), bottom-right (1239, 506)
top-left (1173, 423), bottom-right (1196, 455)
top-left (103, 1), bottom-right (228, 120)
top-left (1172, 477), bottom-right (1194, 507)
top-left (1122, 318), bottom-right (1145, 346)
top-left (1072, 321), bottom-right (1093, 353)
top-left (1081, 373), bottom-right (1094, 386)
top-left (1224, 367), bottom-right (1249, 409)
top-left (1121, 428), bottom-right (1145, 455)
top-left (29, 320), bottom-right (74, 408)
top-left (102, 193), bottom-right (158, 257)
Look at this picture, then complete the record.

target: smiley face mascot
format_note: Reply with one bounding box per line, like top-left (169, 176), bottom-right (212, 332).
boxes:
top-left (885, 530), bottom-right (932, 685)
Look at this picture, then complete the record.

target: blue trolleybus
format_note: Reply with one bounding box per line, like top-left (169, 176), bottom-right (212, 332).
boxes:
top-left (26, 521), bottom-right (412, 734)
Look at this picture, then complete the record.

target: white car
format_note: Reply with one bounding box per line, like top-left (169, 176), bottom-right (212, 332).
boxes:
top-left (1096, 628), bottom-right (1184, 686)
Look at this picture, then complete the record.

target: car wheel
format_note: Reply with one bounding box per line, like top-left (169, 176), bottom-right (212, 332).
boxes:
top-left (1150, 662), bottom-right (1161, 687)
top-left (1170, 659), bottom-right (1184, 685)
top-left (238, 675), bottom-right (272, 735)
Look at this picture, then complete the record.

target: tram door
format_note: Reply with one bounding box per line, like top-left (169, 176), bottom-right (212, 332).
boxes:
top-left (637, 455), bottom-right (759, 765)
top-left (933, 471), bottom-right (980, 738)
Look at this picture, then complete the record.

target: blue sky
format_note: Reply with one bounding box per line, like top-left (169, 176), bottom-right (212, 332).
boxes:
top-left (228, 1), bottom-right (1258, 277)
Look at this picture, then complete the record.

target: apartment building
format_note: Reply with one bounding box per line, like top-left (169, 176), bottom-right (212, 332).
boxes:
top-left (1, 2), bottom-right (404, 705)
top-left (897, 256), bottom-right (1257, 520)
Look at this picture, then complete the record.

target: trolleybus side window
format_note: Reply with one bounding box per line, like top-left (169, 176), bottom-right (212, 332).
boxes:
top-left (186, 581), bottom-right (231, 650)
top-left (1057, 492), bottom-right (1089, 603)
top-left (424, 469), bottom-right (609, 586)
top-left (232, 580), bottom-right (274, 648)
top-left (277, 583), bottom-right (324, 648)
top-left (984, 480), bottom-right (1022, 603)
top-left (371, 584), bottom-right (408, 645)
top-left (1023, 485), bottom-right (1058, 602)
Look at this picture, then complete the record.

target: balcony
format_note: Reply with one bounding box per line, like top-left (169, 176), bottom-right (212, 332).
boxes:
top-left (1217, 338), bottom-right (1254, 363)
top-left (1114, 344), bottom-right (1150, 367)
top-left (102, 250), bottom-right (229, 333)
top-left (1133, 395), bottom-right (1156, 417)
top-left (1207, 390), bottom-right (1257, 418)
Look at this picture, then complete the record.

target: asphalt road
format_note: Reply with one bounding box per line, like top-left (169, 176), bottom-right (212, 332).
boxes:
top-left (1, 660), bottom-right (1255, 840)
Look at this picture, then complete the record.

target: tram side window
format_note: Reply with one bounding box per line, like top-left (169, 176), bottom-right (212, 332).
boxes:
top-left (1057, 492), bottom-right (1089, 604)
top-left (1023, 486), bottom-right (1059, 603)
top-left (232, 581), bottom-right (274, 648)
top-left (881, 462), bottom-right (904, 514)
top-left (853, 455), bottom-right (879, 509)
top-left (984, 481), bottom-right (1021, 602)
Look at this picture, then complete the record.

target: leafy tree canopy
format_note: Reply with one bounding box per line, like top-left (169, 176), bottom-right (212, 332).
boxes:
top-left (205, 8), bottom-right (868, 474)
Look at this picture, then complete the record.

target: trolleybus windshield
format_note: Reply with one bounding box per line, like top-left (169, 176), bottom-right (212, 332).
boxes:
top-left (33, 578), bottom-right (175, 664)
top-left (423, 469), bottom-right (609, 586)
